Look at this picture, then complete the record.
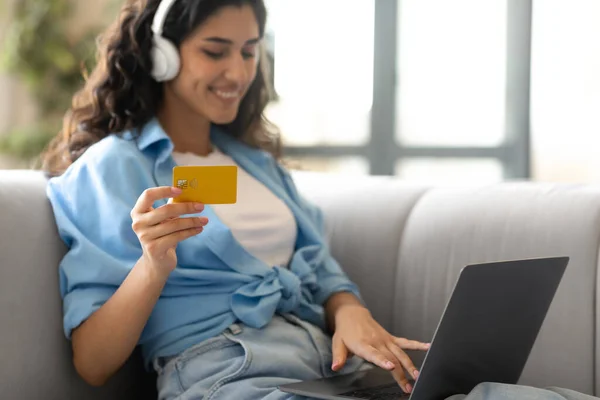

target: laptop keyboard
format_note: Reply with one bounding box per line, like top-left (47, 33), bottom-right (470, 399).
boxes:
top-left (340, 383), bottom-right (411, 399)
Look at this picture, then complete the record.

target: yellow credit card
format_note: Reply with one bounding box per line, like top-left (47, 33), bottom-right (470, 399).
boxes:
top-left (172, 165), bottom-right (238, 204)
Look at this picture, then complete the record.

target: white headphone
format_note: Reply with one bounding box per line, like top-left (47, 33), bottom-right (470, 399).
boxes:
top-left (150, 0), bottom-right (181, 82)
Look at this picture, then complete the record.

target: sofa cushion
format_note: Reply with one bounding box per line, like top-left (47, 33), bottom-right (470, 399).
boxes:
top-left (393, 183), bottom-right (600, 395)
top-left (0, 170), bottom-right (155, 400)
top-left (292, 171), bottom-right (430, 331)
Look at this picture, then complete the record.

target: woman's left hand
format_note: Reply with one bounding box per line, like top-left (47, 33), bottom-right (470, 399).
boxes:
top-left (331, 304), bottom-right (430, 394)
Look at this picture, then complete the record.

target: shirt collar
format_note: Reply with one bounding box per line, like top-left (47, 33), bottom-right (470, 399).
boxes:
top-left (129, 116), bottom-right (271, 168)
top-left (134, 117), bottom-right (172, 153)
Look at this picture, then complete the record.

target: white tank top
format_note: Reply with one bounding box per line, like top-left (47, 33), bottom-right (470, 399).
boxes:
top-left (172, 148), bottom-right (297, 268)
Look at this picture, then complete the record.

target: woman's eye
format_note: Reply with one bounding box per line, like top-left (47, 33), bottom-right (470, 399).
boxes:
top-left (242, 51), bottom-right (256, 60)
top-left (203, 50), bottom-right (225, 59)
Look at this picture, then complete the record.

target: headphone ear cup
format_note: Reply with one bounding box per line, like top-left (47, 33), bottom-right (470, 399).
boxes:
top-left (151, 35), bottom-right (181, 82)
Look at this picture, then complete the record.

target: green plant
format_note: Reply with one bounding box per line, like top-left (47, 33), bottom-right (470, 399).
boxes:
top-left (0, 0), bottom-right (116, 160)
top-left (2, 0), bottom-right (98, 115)
top-left (0, 124), bottom-right (58, 160)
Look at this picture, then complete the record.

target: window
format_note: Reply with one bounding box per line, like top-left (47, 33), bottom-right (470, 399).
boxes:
top-left (265, 0), bottom-right (532, 182)
top-left (264, 0), bottom-right (374, 147)
top-left (397, 0), bottom-right (507, 147)
top-left (530, 0), bottom-right (600, 182)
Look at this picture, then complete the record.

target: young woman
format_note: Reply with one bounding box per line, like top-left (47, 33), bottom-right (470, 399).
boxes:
top-left (42, 1), bottom-right (598, 399)
top-left (42, 0), bottom-right (429, 398)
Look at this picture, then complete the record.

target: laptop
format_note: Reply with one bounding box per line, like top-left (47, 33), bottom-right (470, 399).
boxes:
top-left (279, 256), bottom-right (569, 400)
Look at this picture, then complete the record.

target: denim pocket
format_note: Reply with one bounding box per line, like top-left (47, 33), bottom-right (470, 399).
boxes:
top-left (173, 333), bottom-right (251, 398)
top-left (204, 332), bottom-right (253, 400)
top-left (281, 313), bottom-right (368, 378)
top-left (279, 313), bottom-right (336, 376)
top-left (176, 334), bottom-right (238, 368)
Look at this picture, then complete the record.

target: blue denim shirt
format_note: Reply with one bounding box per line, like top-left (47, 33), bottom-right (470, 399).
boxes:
top-left (46, 118), bottom-right (362, 368)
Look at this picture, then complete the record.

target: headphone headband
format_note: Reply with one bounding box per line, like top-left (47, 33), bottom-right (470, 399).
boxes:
top-left (150, 0), bottom-right (181, 81)
top-left (152, 0), bottom-right (178, 35)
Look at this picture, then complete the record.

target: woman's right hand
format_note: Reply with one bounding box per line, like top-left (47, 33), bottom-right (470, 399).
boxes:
top-left (131, 186), bottom-right (208, 276)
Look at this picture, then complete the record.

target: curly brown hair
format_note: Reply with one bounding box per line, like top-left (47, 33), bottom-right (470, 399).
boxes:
top-left (41, 0), bottom-right (279, 177)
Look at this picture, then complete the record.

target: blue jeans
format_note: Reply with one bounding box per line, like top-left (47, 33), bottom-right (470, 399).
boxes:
top-left (152, 313), bottom-right (366, 400)
top-left (153, 314), bottom-right (598, 400)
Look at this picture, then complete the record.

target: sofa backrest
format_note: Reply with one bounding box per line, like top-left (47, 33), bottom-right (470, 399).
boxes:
top-left (291, 172), bottom-right (430, 330)
top-left (393, 183), bottom-right (600, 395)
top-left (296, 173), bottom-right (600, 397)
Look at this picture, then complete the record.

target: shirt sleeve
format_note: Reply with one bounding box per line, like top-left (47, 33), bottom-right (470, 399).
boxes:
top-left (274, 161), bottom-right (364, 306)
top-left (46, 144), bottom-right (147, 339)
